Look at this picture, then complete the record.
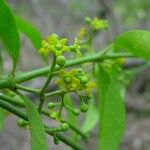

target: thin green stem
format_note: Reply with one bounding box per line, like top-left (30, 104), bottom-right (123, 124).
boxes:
top-left (44, 89), bottom-right (66, 98)
top-left (0, 92), bottom-right (49, 116)
top-left (41, 56), bottom-right (56, 93)
top-left (0, 93), bottom-right (24, 107)
top-left (0, 99), bottom-right (27, 120)
top-left (55, 133), bottom-right (86, 150)
top-left (67, 122), bottom-right (88, 141)
top-left (38, 55), bottom-right (56, 112)
top-left (100, 53), bottom-right (135, 60)
top-left (46, 128), bottom-right (86, 150)
top-left (58, 95), bottom-right (64, 117)
top-left (15, 84), bottom-right (40, 94)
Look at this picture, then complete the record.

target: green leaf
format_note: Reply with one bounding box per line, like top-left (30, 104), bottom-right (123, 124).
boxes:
top-left (115, 30), bottom-right (150, 60)
top-left (0, 50), bottom-right (3, 76)
top-left (0, 107), bottom-right (5, 133)
top-left (97, 65), bottom-right (125, 150)
top-left (18, 94), bottom-right (48, 150)
top-left (0, 0), bottom-right (20, 71)
top-left (81, 98), bottom-right (98, 133)
top-left (15, 16), bottom-right (42, 49)
top-left (15, 16), bottom-right (48, 63)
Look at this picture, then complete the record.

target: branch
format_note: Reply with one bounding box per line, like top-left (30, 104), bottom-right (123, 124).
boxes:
top-left (15, 84), bottom-right (40, 94)
top-left (0, 93), bottom-right (87, 141)
top-left (0, 50), bottom-right (134, 89)
top-left (0, 99), bottom-right (86, 150)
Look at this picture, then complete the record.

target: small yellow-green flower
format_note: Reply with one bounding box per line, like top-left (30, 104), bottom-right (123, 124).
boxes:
top-left (91, 17), bottom-right (108, 31)
top-left (39, 40), bottom-right (50, 56)
top-left (39, 34), bottom-right (70, 56)
top-left (78, 26), bottom-right (87, 39)
top-left (69, 38), bottom-right (81, 57)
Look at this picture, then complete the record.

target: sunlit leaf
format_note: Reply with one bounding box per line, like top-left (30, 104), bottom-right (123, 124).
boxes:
top-left (0, 50), bottom-right (3, 75)
top-left (115, 30), bottom-right (150, 60)
top-left (15, 16), bottom-right (42, 49)
top-left (15, 16), bottom-right (48, 63)
top-left (97, 65), bottom-right (125, 150)
top-left (19, 94), bottom-right (48, 150)
top-left (0, 0), bottom-right (20, 71)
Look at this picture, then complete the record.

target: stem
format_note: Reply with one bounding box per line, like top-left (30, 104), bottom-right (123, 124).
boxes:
top-left (58, 95), bottom-right (64, 117)
top-left (0, 93), bottom-right (88, 143)
top-left (100, 53), bottom-right (134, 60)
top-left (0, 49), bottom-right (135, 89)
top-left (46, 128), bottom-right (86, 150)
top-left (0, 93), bottom-right (24, 107)
top-left (44, 89), bottom-right (66, 98)
top-left (68, 122), bottom-right (88, 141)
top-left (41, 55), bottom-right (56, 93)
top-left (38, 55), bottom-right (56, 112)
top-left (0, 99), bottom-right (27, 120)
top-left (0, 92), bottom-right (49, 116)
top-left (55, 133), bottom-right (86, 150)
top-left (15, 84), bottom-right (40, 94)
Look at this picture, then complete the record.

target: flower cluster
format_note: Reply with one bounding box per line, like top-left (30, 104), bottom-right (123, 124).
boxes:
top-left (56, 68), bottom-right (95, 96)
top-left (48, 68), bottom-right (95, 121)
top-left (85, 16), bottom-right (108, 31)
top-left (39, 34), bottom-right (70, 56)
top-left (39, 33), bottom-right (83, 59)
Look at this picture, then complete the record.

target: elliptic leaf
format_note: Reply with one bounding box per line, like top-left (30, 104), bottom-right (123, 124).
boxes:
top-left (0, 0), bottom-right (20, 71)
top-left (19, 94), bottom-right (48, 150)
top-left (97, 65), bottom-right (125, 150)
top-left (115, 30), bottom-right (150, 60)
top-left (15, 16), bottom-right (42, 49)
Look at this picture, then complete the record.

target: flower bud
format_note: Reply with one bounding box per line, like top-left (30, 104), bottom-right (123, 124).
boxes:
top-left (85, 16), bottom-right (91, 24)
top-left (55, 43), bottom-right (62, 50)
top-left (56, 56), bottom-right (66, 67)
top-left (80, 76), bottom-right (88, 85)
top-left (53, 136), bottom-right (59, 145)
top-left (60, 118), bottom-right (66, 123)
top-left (73, 109), bottom-right (80, 116)
top-left (17, 119), bottom-right (28, 127)
top-left (48, 102), bottom-right (55, 109)
top-left (77, 68), bottom-right (84, 76)
top-left (56, 126), bottom-right (62, 132)
top-left (80, 103), bottom-right (88, 112)
top-left (50, 111), bottom-right (59, 119)
top-left (69, 45), bottom-right (76, 52)
top-left (64, 76), bottom-right (72, 83)
top-left (61, 123), bottom-right (70, 131)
